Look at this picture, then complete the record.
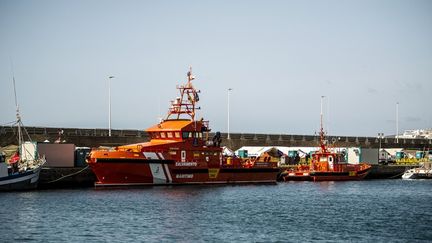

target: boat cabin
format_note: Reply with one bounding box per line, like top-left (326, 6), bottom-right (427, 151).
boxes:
top-left (146, 119), bottom-right (212, 147)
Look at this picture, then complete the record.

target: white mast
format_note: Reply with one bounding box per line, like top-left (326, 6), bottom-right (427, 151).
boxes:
top-left (13, 76), bottom-right (22, 149)
top-left (108, 76), bottom-right (114, 137)
top-left (396, 102), bottom-right (399, 143)
top-left (227, 88), bottom-right (232, 140)
top-left (10, 58), bottom-right (23, 150)
top-left (320, 95), bottom-right (327, 150)
top-left (320, 96), bottom-right (325, 135)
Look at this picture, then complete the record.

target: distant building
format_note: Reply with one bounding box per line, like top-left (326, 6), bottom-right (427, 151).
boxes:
top-left (399, 129), bottom-right (432, 139)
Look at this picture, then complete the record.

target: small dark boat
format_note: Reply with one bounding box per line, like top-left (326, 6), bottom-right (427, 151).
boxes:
top-left (0, 163), bottom-right (43, 191)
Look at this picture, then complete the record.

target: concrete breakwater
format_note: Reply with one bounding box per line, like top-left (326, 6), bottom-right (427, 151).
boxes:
top-left (1, 126), bottom-right (431, 150)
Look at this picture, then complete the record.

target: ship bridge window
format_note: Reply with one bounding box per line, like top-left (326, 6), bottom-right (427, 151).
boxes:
top-left (160, 132), bottom-right (166, 138)
top-left (182, 132), bottom-right (190, 139)
top-left (167, 132), bottom-right (173, 138)
top-left (151, 132), bottom-right (160, 139)
top-left (175, 132), bottom-right (180, 138)
top-left (188, 132), bottom-right (203, 138)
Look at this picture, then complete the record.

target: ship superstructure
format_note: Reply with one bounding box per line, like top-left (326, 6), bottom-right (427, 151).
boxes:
top-left (87, 68), bottom-right (279, 186)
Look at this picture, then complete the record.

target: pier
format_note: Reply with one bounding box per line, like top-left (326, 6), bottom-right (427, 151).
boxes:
top-left (1, 126), bottom-right (429, 189)
top-left (1, 126), bottom-right (431, 150)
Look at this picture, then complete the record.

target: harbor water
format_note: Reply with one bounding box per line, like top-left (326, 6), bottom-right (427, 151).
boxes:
top-left (1, 180), bottom-right (431, 242)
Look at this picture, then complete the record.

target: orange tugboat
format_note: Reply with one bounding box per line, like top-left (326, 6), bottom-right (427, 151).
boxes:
top-left (87, 68), bottom-right (279, 186)
top-left (282, 97), bottom-right (371, 182)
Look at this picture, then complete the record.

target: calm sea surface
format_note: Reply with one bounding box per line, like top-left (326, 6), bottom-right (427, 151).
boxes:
top-left (1, 180), bottom-right (431, 242)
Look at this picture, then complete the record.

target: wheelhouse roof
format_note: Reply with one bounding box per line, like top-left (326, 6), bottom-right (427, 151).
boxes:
top-left (146, 119), bottom-right (203, 132)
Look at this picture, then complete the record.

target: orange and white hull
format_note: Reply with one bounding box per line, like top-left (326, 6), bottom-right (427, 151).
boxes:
top-left (282, 164), bottom-right (372, 182)
top-left (86, 69), bottom-right (280, 187)
top-left (309, 166), bottom-right (371, 181)
top-left (89, 159), bottom-right (279, 186)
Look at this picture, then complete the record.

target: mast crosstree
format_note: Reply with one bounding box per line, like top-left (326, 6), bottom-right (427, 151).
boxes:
top-left (166, 67), bottom-right (201, 121)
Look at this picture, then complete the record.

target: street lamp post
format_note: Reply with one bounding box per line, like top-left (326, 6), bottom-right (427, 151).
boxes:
top-left (396, 102), bottom-right (399, 143)
top-left (378, 133), bottom-right (384, 150)
top-left (227, 88), bottom-right (232, 140)
top-left (108, 76), bottom-right (115, 137)
top-left (378, 132), bottom-right (384, 164)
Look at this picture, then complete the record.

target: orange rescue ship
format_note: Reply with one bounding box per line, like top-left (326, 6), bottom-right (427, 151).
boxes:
top-left (282, 97), bottom-right (371, 182)
top-left (87, 68), bottom-right (279, 186)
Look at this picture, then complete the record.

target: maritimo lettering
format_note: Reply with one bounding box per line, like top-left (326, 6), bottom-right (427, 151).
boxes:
top-left (176, 174), bottom-right (193, 179)
top-left (175, 162), bottom-right (197, 167)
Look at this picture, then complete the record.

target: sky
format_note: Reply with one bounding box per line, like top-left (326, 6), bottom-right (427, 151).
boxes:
top-left (0, 0), bottom-right (431, 137)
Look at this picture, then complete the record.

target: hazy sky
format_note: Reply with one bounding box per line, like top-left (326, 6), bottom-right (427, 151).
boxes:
top-left (1, 0), bottom-right (431, 137)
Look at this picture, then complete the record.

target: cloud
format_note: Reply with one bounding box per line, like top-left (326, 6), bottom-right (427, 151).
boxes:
top-left (396, 81), bottom-right (424, 92)
top-left (404, 82), bottom-right (423, 90)
top-left (366, 87), bottom-right (378, 94)
top-left (405, 116), bottom-right (421, 122)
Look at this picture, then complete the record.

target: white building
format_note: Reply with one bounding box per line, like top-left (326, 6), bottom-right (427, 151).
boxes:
top-left (399, 129), bottom-right (432, 139)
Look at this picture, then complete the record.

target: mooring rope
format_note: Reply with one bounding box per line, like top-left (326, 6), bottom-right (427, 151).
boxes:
top-left (45, 165), bottom-right (90, 184)
top-left (388, 171), bottom-right (406, 179)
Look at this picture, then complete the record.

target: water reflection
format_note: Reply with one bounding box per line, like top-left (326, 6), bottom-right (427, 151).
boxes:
top-left (1, 180), bottom-right (431, 242)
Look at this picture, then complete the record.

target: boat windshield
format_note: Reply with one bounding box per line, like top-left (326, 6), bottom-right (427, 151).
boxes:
top-left (182, 132), bottom-right (191, 139)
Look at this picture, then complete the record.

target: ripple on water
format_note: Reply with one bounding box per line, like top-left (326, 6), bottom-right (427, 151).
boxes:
top-left (0, 180), bottom-right (431, 242)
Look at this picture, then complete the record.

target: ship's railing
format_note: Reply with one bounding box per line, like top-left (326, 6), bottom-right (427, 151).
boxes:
top-left (396, 158), bottom-right (431, 164)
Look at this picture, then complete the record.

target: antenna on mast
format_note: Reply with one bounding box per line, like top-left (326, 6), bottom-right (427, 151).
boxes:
top-left (10, 58), bottom-right (19, 115)
top-left (187, 66), bottom-right (195, 84)
top-left (320, 96), bottom-right (325, 135)
top-left (10, 58), bottom-right (23, 149)
top-left (320, 95), bottom-right (327, 152)
top-left (13, 76), bottom-right (19, 119)
top-left (166, 67), bottom-right (200, 121)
